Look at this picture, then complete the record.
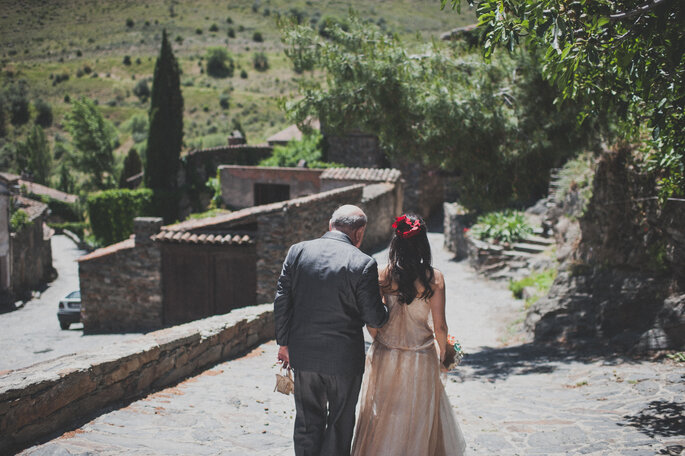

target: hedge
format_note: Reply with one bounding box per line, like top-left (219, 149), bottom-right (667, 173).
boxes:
top-left (87, 189), bottom-right (153, 246)
top-left (29, 193), bottom-right (82, 222)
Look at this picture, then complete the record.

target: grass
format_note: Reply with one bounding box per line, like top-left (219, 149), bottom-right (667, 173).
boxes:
top-left (185, 208), bottom-right (231, 220)
top-left (509, 268), bottom-right (558, 309)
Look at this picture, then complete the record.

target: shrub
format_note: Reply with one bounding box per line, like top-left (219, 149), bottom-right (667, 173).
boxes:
top-left (123, 55), bottom-right (132, 65)
top-left (209, 23), bottom-right (219, 32)
top-left (31, 194), bottom-right (82, 222)
top-left (195, 28), bottom-right (203, 35)
top-left (48, 221), bottom-right (87, 238)
top-left (5, 81), bottom-right (30, 126)
top-left (252, 31), bottom-right (263, 42)
top-left (125, 18), bottom-right (134, 28)
top-left (175, 35), bottom-right (184, 43)
top-left (470, 210), bottom-right (533, 244)
top-left (227, 27), bottom-right (235, 38)
top-left (205, 47), bottom-right (234, 78)
top-left (509, 268), bottom-right (557, 308)
top-left (219, 93), bottom-right (230, 109)
top-left (34, 99), bottom-right (53, 127)
top-left (10, 209), bottom-right (31, 232)
top-left (132, 79), bottom-right (150, 102)
top-left (240, 69), bottom-right (248, 79)
top-left (260, 132), bottom-right (341, 168)
top-left (87, 188), bottom-right (153, 245)
top-left (252, 52), bottom-right (269, 72)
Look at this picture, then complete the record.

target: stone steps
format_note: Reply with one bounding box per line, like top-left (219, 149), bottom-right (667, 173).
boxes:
top-left (520, 234), bottom-right (555, 246)
top-left (511, 242), bottom-right (549, 254)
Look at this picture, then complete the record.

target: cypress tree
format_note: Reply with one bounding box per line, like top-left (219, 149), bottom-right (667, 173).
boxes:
top-left (145, 29), bottom-right (183, 220)
top-left (119, 148), bottom-right (143, 188)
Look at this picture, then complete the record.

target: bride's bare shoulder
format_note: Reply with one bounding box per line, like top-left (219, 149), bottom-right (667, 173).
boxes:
top-left (431, 268), bottom-right (445, 288)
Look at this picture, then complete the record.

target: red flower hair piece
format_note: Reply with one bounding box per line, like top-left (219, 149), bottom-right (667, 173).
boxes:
top-left (392, 214), bottom-right (423, 239)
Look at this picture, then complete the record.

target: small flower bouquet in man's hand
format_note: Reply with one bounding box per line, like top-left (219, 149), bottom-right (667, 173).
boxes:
top-left (442, 335), bottom-right (464, 371)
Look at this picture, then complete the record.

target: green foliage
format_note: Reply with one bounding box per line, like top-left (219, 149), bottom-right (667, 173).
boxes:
top-left (87, 188), bottom-right (153, 245)
top-left (252, 31), bottom-right (264, 42)
top-left (219, 93), bottom-right (230, 109)
top-left (16, 125), bottom-right (52, 184)
top-left (205, 47), bottom-right (235, 78)
top-left (556, 152), bottom-right (596, 216)
top-left (281, 15), bottom-right (598, 211)
top-left (132, 79), bottom-right (150, 103)
top-left (205, 169), bottom-right (222, 209)
top-left (121, 113), bottom-right (148, 143)
top-left (34, 99), bottom-right (53, 127)
top-left (57, 160), bottom-right (76, 194)
top-left (30, 192), bottom-right (82, 222)
top-left (259, 132), bottom-right (341, 168)
top-left (252, 52), bottom-right (269, 72)
top-left (186, 208), bottom-right (230, 221)
top-left (471, 210), bottom-right (533, 244)
top-left (0, 95), bottom-right (6, 137)
top-left (443, 0), bottom-right (685, 200)
top-left (5, 80), bottom-right (30, 126)
top-left (666, 352), bottom-right (685, 363)
top-left (65, 97), bottom-right (117, 190)
top-left (146, 29), bottom-right (183, 222)
top-left (10, 209), bottom-right (31, 232)
top-left (48, 221), bottom-right (87, 238)
top-left (509, 268), bottom-right (558, 309)
top-left (119, 148), bottom-right (143, 188)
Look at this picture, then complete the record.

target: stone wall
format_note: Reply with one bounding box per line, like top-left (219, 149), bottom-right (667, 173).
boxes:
top-left (10, 208), bottom-right (53, 299)
top-left (396, 162), bottom-right (445, 219)
top-left (325, 133), bottom-right (386, 168)
top-left (78, 218), bottom-right (164, 333)
top-left (525, 146), bottom-right (685, 352)
top-left (0, 304), bottom-right (274, 454)
top-left (178, 145), bottom-right (273, 217)
top-left (359, 182), bottom-right (403, 252)
top-left (219, 165), bottom-right (323, 209)
top-left (443, 202), bottom-right (471, 260)
top-left (255, 185), bottom-right (365, 303)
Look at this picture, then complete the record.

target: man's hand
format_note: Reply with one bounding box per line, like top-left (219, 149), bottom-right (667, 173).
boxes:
top-left (277, 345), bottom-right (290, 369)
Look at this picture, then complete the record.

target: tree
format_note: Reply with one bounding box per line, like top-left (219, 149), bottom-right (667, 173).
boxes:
top-left (65, 97), bottom-right (117, 190)
top-left (34, 99), bottom-right (53, 127)
top-left (253, 52), bottom-right (269, 71)
top-left (119, 148), bottom-right (143, 188)
top-left (145, 29), bottom-right (184, 221)
top-left (205, 47), bottom-right (235, 78)
top-left (16, 125), bottom-right (52, 185)
top-left (259, 132), bottom-right (340, 168)
top-left (280, 15), bottom-right (597, 210)
top-left (443, 0), bottom-right (685, 198)
top-left (5, 80), bottom-right (30, 126)
top-left (0, 95), bottom-right (6, 137)
top-left (57, 161), bottom-right (75, 194)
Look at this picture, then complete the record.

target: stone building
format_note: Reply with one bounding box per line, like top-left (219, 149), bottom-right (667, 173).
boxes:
top-left (78, 167), bottom-right (403, 332)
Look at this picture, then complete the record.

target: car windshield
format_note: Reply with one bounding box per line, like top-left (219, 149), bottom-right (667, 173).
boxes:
top-left (66, 291), bottom-right (81, 299)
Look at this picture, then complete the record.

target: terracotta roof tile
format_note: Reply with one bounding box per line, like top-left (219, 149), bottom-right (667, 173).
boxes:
top-left (19, 180), bottom-right (78, 204)
top-left (152, 231), bottom-right (255, 246)
top-left (14, 196), bottom-right (48, 221)
top-left (320, 167), bottom-right (401, 183)
top-left (77, 237), bottom-right (135, 262)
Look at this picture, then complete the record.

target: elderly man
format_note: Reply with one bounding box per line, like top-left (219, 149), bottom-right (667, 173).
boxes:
top-left (274, 204), bottom-right (389, 456)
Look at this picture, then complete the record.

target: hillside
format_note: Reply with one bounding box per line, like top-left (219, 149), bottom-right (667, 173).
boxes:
top-left (0, 0), bottom-right (475, 160)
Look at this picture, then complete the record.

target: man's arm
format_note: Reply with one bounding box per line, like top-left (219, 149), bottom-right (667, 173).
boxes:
top-left (274, 246), bottom-right (296, 347)
top-left (355, 258), bottom-right (389, 328)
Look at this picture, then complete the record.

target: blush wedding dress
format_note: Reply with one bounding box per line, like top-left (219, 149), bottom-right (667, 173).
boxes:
top-left (351, 293), bottom-right (467, 456)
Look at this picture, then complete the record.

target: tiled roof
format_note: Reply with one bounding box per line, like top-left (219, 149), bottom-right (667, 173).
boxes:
top-left (14, 196), bottom-right (48, 221)
top-left (267, 119), bottom-right (321, 144)
top-left (0, 172), bottom-right (20, 184)
top-left (19, 180), bottom-right (78, 204)
top-left (77, 237), bottom-right (135, 262)
top-left (187, 143), bottom-right (273, 156)
top-left (152, 231), bottom-right (254, 245)
top-left (320, 167), bottom-right (402, 183)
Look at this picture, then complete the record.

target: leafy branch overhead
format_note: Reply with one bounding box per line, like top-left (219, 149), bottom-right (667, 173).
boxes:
top-left (442, 0), bottom-right (685, 198)
top-left (280, 14), bottom-right (603, 211)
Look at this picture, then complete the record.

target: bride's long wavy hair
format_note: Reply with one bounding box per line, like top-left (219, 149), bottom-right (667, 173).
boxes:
top-left (384, 213), bottom-right (435, 304)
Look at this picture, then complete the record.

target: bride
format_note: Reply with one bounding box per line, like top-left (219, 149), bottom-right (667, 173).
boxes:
top-left (351, 214), bottom-right (466, 456)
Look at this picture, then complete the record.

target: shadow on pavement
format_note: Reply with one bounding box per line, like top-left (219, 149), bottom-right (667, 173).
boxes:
top-left (619, 400), bottom-right (685, 439)
top-left (447, 343), bottom-right (642, 382)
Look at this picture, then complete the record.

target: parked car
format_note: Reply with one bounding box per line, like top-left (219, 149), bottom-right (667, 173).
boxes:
top-left (57, 290), bottom-right (81, 330)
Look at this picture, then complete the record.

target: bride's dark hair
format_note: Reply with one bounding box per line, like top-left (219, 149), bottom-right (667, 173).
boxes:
top-left (384, 213), bottom-right (434, 304)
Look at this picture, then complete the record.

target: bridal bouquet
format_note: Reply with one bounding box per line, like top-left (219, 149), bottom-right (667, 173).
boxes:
top-left (442, 335), bottom-right (464, 371)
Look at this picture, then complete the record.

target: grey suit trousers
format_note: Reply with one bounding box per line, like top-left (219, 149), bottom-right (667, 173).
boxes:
top-left (293, 370), bottom-right (363, 456)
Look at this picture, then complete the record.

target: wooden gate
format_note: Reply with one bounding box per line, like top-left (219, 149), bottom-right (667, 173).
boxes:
top-left (161, 243), bottom-right (257, 325)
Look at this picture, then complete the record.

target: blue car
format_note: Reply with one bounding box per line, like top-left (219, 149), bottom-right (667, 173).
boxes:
top-left (57, 290), bottom-right (81, 330)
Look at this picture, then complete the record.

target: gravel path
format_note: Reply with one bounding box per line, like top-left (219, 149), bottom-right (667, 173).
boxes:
top-left (0, 235), bottom-right (144, 372)
top-left (19, 233), bottom-right (685, 455)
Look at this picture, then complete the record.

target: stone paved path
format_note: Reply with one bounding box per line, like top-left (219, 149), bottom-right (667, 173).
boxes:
top-left (0, 235), bottom-right (143, 372)
top-left (20, 233), bottom-right (685, 455)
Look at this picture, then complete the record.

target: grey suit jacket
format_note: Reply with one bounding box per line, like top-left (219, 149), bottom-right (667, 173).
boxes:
top-left (273, 230), bottom-right (389, 375)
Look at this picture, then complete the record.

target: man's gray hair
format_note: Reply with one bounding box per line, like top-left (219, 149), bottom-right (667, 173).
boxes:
top-left (330, 205), bottom-right (367, 231)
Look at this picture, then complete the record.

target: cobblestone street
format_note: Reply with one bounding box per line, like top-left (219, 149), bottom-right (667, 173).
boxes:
top-left (18, 233), bottom-right (685, 455)
top-left (0, 235), bottom-right (144, 372)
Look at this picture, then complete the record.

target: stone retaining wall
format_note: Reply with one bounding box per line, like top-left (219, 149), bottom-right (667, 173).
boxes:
top-left (0, 304), bottom-right (274, 454)
top-left (360, 182), bottom-right (403, 252)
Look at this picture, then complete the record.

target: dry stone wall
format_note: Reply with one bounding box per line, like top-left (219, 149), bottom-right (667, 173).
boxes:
top-left (10, 211), bottom-right (53, 299)
top-left (0, 304), bottom-right (274, 454)
top-left (359, 182), bottom-right (403, 252)
top-left (78, 218), bottom-right (163, 333)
